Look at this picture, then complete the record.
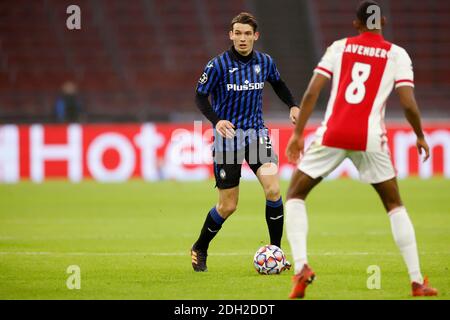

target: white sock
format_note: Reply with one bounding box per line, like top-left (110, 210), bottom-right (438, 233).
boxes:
top-left (389, 206), bottom-right (423, 284)
top-left (286, 199), bottom-right (308, 274)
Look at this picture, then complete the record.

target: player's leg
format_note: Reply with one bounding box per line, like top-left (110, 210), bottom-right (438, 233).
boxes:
top-left (247, 132), bottom-right (285, 248)
top-left (193, 186), bottom-right (239, 250)
top-left (371, 177), bottom-right (402, 212)
top-left (191, 186), bottom-right (239, 272)
top-left (286, 144), bottom-right (344, 271)
top-left (191, 149), bottom-right (243, 272)
top-left (371, 178), bottom-right (437, 295)
top-left (255, 163), bottom-right (284, 248)
top-left (351, 151), bottom-right (437, 295)
top-left (285, 169), bottom-right (321, 270)
top-left (286, 169), bottom-right (322, 200)
top-left (286, 171), bottom-right (322, 299)
top-left (372, 178), bottom-right (420, 282)
top-left (286, 143), bottom-right (346, 298)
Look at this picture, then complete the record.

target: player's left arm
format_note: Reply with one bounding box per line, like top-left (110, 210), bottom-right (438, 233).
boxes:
top-left (269, 79), bottom-right (299, 124)
top-left (286, 73), bottom-right (329, 164)
top-left (267, 56), bottom-right (300, 124)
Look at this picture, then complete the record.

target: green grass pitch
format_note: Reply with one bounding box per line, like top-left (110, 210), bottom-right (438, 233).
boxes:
top-left (0, 178), bottom-right (448, 300)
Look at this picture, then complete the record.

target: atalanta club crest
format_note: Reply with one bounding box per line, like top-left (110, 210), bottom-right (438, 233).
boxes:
top-left (219, 169), bottom-right (227, 180)
top-left (254, 64), bottom-right (261, 74)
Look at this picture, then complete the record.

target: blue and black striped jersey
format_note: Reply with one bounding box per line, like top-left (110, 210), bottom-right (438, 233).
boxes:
top-left (196, 48), bottom-right (281, 131)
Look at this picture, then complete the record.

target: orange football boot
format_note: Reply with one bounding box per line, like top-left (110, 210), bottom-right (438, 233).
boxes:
top-left (289, 264), bottom-right (315, 299)
top-left (412, 277), bottom-right (438, 297)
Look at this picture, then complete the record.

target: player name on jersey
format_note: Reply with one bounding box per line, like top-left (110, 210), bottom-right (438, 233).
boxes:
top-left (344, 44), bottom-right (388, 59)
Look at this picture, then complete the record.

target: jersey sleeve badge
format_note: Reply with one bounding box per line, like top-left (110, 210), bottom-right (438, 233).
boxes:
top-left (199, 72), bottom-right (208, 84)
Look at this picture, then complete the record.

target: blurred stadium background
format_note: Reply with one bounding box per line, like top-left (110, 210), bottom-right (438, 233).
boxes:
top-left (0, 0), bottom-right (449, 184)
top-left (0, 0), bottom-right (448, 124)
top-left (0, 1), bottom-right (449, 300)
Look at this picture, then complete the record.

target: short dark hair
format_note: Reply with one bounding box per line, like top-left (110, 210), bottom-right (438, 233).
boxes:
top-left (230, 12), bottom-right (258, 32)
top-left (356, 1), bottom-right (383, 25)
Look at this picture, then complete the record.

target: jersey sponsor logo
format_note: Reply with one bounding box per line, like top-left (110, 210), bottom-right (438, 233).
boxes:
top-left (198, 73), bottom-right (208, 84)
top-left (226, 80), bottom-right (265, 92)
top-left (344, 44), bottom-right (388, 59)
top-left (254, 64), bottom-right (261, 74)
top-left (229, 67), bottom-right (239, 73)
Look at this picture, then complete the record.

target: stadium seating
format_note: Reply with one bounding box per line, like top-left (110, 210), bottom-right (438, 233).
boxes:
top-left (0, 0), bottom-right (448, 122)
top-left (0, 0), bottom-right (247, 122)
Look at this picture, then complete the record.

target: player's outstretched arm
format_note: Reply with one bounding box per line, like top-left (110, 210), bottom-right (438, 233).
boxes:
top-left (396, 86), bottom-right (430, 162)
top-left (286, 73), bottom-right (328, 164)
top-left (269, 79), bottom-right (300, 124)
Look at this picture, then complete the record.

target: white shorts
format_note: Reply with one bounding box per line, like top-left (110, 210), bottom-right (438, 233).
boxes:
top-left (298, 141), bottom-right (396, 184)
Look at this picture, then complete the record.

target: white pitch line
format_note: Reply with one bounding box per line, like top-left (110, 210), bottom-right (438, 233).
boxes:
top-left (0, 251), bottom-right (448, 257)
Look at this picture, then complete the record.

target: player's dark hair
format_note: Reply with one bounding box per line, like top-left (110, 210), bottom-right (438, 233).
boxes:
top-left (230, 12), bottom-right (258, 32)
top-left (356, 0), bottom-right (383, 25)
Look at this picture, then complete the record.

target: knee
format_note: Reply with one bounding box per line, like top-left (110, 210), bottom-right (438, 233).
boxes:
top-left (286, 170), bottom-right (317, 201)
top-left (286, 188), bottom-right (307, 201)
top-left (217, 202), bottom-right (238, 217)
top-left (265, 185), bottom-right (281, 202)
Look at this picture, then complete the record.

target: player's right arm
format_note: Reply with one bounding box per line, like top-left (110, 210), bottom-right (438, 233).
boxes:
top-left (286, 40), bottom-right (342, 164)
top-left (195, 59), bottom-right (235, 138)
top-left (286, 73), bottom-right (328, 164)
top-left (195, 94), bottom-right (235, 138)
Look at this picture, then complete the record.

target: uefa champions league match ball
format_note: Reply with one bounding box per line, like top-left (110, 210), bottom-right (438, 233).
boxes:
top-left (253, 244), bottom-right (287, 275)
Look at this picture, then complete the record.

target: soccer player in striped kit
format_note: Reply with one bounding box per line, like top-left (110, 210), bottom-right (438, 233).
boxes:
top-left (191, 12), bottom-right (300, 272)
top-left (285, 1), bottom-right (438, 298)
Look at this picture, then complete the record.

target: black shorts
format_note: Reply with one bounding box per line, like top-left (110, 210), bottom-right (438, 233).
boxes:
top-left (212, 135), bottom-right (279, 189)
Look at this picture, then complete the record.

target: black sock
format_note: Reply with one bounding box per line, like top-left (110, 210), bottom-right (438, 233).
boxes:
top-left (193, 207), bottom-right (225, 251)
top-left (266, 197), bottom-right (284, 247)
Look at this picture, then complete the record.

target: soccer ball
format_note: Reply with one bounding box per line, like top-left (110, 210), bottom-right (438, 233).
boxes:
top-left (253, 244), bottom-right (287, 275)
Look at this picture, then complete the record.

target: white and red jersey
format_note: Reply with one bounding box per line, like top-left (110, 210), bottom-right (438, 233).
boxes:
top-left (314, 32), bottom-right (415, 152)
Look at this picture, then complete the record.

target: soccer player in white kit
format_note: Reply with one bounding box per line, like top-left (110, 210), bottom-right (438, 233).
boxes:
top-left (285, 1), bottom-right (438, 298)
